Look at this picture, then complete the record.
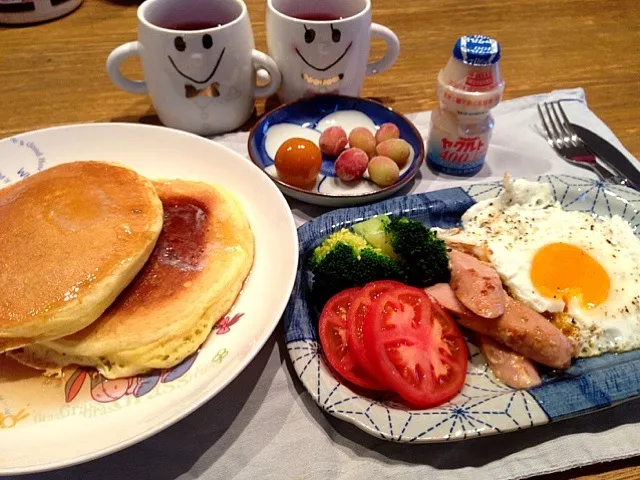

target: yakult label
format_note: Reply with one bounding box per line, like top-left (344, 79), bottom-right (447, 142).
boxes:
top-left (427, 128), bottom-right (490, 175)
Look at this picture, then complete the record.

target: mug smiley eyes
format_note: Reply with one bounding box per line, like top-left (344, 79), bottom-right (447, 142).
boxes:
top-left (304, 26), bottom-right (315, 44)
top-left (174, 36), bottom-right (187, 52)
top-left (303, 24), bottom-right (341, 44)
top-left (174, 35), bottom-right (213, 51)
top-left (330, 25), bottom-right (341, 43)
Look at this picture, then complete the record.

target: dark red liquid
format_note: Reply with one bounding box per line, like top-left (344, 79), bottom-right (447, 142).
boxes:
top-left (291, 12), bottom-right (342, 21)
top-left (111, 196), bottom-right (209, 308)
top-left (159, 20), bottom-right (224, 30)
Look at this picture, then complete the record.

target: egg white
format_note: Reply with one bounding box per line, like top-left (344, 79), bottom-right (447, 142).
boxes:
top-left (451, 176), bottom-right (640, 357)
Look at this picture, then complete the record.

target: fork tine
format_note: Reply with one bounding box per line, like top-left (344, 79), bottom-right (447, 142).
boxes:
top-left (556, 102), bottom-right (579, 143)
top-left (543, 102), bottom-right (563, 146)
top-left (537, 104), bottom-right (555, 145)
top-left (549, 102), bottom-right (573, 146)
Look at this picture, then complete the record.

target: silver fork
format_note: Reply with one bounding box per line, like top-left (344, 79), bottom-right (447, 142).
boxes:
top-left (537, 101), bottom-right (629, 186)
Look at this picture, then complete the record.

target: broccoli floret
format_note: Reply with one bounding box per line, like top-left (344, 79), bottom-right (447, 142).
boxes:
top-left (384, 217), bottom-right (450, 287)
top-left (310, 229), bottom-right (369, 265)
top-left (352, 215), bottom-right (398, 260)
top-left (309, 229), bottom-right (406, 302)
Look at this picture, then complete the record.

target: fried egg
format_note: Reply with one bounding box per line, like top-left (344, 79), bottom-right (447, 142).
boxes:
top-left (445, 175), bottom-right (640, 357)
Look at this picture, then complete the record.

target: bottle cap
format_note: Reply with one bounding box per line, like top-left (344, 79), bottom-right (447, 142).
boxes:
top-left (453, 35), bottom-right (501, 66)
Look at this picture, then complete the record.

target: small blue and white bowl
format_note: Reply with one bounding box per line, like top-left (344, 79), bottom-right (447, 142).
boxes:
top-left (248, 95), bottom-right (424, 207)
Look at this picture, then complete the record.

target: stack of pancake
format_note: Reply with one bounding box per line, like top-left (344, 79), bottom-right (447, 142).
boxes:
top-left (0, 161), bottom-right (254, 379)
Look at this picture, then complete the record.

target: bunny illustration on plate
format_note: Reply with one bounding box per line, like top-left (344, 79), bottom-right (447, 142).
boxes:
top-left (64, 352), bottom-right (199, 404)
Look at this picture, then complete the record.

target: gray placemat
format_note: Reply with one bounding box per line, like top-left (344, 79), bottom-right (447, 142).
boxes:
top-left (11, 88), bottom-right (639, 480)
top-left (17, 330), bottom-right (639, 480)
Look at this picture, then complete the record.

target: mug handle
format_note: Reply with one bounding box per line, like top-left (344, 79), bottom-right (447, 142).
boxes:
top-left (251, 50), bottom-right (281, 99)
top-left (106, 42), bottom-right (148, 95)
top-left (366, 24), bottom-right (400, 76)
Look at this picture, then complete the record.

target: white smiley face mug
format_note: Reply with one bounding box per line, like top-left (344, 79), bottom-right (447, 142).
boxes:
top-left (106, 0), bottom-right (281, 136)
top-left (266, 0), bottom-right (400, 103)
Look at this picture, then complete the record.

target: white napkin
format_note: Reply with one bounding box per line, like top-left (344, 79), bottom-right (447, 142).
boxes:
top-left (217, 87), bottom-right (640, 227)
top-left (19, 88), bottom-right (639, 480)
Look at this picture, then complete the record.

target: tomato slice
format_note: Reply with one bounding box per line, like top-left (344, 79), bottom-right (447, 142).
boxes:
top-left (346, 280), bottom-right (407, 383)
top-left (363, 286), bottom-right (468, 408)
top-left (318, 288), bottom-right (386, 390)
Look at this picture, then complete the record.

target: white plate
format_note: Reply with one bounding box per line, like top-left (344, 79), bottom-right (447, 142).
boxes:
top-left (0, 123), bottom-right (298, 474)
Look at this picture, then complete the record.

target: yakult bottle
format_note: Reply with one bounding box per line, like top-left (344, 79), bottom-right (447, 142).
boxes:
top-left (427, 35), bottom-right (504, 176)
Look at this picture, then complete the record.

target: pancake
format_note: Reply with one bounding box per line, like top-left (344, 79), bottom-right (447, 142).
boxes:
top-left (0, 161), bottom-right (163, 352)
top-left (9, 180), bottom-right (254, 378)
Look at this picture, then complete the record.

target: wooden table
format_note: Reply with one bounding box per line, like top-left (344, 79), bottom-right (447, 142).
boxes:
top-left (0, 0), bottom-right (638, 478)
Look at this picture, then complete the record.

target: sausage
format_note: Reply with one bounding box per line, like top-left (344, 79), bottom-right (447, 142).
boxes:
top-left (479, 335), bottom-right (542, 389)
top-left (426, 283), bottom-right (573, 369)
top-left (449, 249), bottom-right (505, 318)
top-left (455, 296), bottom-right (573, 369)
top-left (425, 283), bottom-right (468, 316)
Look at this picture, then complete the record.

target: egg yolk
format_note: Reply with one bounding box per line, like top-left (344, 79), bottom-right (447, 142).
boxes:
top-left (530, 242), bottom-right (610, 309)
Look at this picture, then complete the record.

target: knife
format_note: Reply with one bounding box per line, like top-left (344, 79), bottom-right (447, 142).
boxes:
top-left (570, 123), bottom-right (640, 189)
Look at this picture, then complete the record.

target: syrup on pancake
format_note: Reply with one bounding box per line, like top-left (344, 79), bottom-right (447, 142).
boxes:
top-left (107, 197), bottom-right (210, 313)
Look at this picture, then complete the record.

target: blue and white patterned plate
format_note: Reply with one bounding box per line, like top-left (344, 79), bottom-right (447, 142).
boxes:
top-left (247, 95), bottom-right (424, 207)
top-left (284, 175), bottom-right (640, 443)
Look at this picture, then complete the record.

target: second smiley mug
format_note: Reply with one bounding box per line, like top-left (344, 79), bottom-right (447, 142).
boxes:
top-left (266, 0), bottom-right (400, 103)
